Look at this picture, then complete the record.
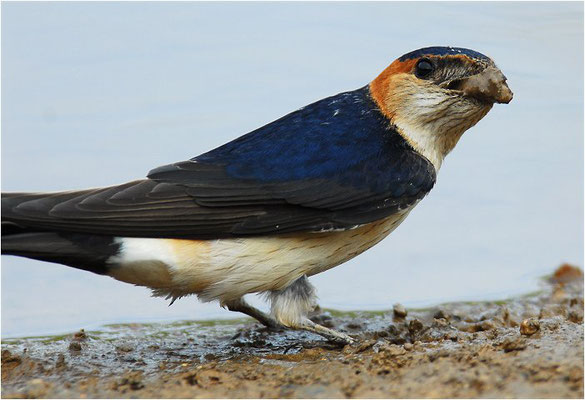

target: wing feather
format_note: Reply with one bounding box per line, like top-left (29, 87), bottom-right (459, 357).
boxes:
top-left (2, 87), bottom-right (436, 238)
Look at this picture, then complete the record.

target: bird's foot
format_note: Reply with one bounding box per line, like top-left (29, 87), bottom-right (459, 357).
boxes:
top-left (224, 298), bottom-right (354, 345)
top-left (267, 276), bottom-right (355, 345)
top-left (293, 317), bottom-right (355, 345)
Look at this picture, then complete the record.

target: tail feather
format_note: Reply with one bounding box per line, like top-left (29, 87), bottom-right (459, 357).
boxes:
top-left (2, 191), bottom-right (121, 274)
top-left (2, 231), bottom-right (119, 275)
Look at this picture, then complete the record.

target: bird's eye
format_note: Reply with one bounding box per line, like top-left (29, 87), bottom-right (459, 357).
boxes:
top-left (415, 59), bottom-right (434, 79)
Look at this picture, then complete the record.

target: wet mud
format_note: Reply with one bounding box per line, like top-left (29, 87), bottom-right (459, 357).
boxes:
top-left (2, 264), bottom-right (583, 398)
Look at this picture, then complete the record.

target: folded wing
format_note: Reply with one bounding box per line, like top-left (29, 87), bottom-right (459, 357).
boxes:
top-left (2, 87), bottom-right (436, 238)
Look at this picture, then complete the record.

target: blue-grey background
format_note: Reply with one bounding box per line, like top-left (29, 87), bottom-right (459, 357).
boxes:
top-left (2, 2), bottom-right (583, 337)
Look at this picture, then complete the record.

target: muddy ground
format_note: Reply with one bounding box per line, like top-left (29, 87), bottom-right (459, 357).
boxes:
top-left (2, 264), bottom-right (583, 398)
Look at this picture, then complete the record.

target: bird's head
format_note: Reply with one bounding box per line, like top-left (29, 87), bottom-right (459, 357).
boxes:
top-left (370, 46), bottom-right (513, 169)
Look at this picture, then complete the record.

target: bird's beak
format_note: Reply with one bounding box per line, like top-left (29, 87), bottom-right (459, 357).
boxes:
top-left (459, 66), bottom-right (513, 104)
top-left (443, 66), bottom-right (514, 104)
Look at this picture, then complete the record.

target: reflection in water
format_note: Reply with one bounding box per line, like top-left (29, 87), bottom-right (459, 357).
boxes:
top-left (1, 2), bottom-right (583, 337)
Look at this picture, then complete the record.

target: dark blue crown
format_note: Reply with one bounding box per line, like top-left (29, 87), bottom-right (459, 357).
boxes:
top-left (398, 46), bottom-right (490, 62)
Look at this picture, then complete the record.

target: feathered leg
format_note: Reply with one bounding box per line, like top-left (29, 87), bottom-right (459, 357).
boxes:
top-left (268, 275), bottom-right (355, 344)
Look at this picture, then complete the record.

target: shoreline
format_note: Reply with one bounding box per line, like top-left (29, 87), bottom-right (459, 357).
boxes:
top-left (2, 264), bottom-right (583, 398)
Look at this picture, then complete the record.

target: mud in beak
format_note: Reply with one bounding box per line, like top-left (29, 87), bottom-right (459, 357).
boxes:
top-left (444, 66), bottom-right (514, 104)
top-left (460, 66), bottom-right (513, 104)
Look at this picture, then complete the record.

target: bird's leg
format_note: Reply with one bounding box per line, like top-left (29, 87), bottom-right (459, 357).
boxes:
top-left (222, 297), bottom-right (282, 329)
top-left (268, 275), bottom-right (355, 345)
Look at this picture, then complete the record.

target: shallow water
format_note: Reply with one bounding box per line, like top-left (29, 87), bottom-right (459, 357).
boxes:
top-left (2, 2), bottom-right (583, 338)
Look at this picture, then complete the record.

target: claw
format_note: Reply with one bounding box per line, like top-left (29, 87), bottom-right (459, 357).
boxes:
top-left (293, 317), bottom-right (355, 345)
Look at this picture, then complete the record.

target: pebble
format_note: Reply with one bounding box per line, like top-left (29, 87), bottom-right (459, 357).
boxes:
top-left (568, 310), bottom-right (583, 324)
top-left (68, 342), bottom-right (82, 352)
top-left (408, 319), bottom-right (424, 333)
top-left (2, 350), bottom-right (21, 364)
top-left (73, 329), bottom-right (87, 341)
top-left (520, 318), bottom-right (540, 336)
top-left (393, 303), bottom-right (407, 318)
top-left (550, 263), bottom-right (583, 284)
top-left (55, 354), bottom-right (67, 369)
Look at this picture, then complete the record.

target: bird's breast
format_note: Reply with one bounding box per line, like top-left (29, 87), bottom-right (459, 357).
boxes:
top-left (108, 210), bottom-right (412, 302)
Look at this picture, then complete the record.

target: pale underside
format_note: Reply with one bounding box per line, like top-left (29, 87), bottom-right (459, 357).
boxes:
top-left (107, 208), bottom-right (413, 304)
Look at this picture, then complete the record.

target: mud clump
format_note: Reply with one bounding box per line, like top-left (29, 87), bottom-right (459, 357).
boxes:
top-left (72, 329), bottom-right (87, 341)
top-left (393, 303), bottom-right (408, 318)
top-left (2, 265), bottom-right (583, 398)
top-left (520, 317), bottom-right (540, 336)
top-left (549, 263), bottom-right (583, 284)
top-left (68, 342), bottom-right (82, 352)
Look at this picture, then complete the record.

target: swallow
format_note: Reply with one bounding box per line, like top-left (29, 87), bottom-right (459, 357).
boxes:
top-left (2, 46), bottom-right (513, 344)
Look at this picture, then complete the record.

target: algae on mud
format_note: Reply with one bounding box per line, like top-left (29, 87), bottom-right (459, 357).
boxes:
top-left (2, 265), bottom-right (583, 398)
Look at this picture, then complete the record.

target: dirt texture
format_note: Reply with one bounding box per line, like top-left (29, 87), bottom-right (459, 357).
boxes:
top-left (2, 264), bottom-right (583, 398)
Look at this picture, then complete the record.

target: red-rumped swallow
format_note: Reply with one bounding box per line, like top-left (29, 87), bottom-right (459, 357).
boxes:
top-left (2, 46), bottom-right (512, 344)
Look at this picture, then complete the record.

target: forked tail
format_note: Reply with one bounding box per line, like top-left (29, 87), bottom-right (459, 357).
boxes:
top-left (2, 192), bottom-right (119, 274)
